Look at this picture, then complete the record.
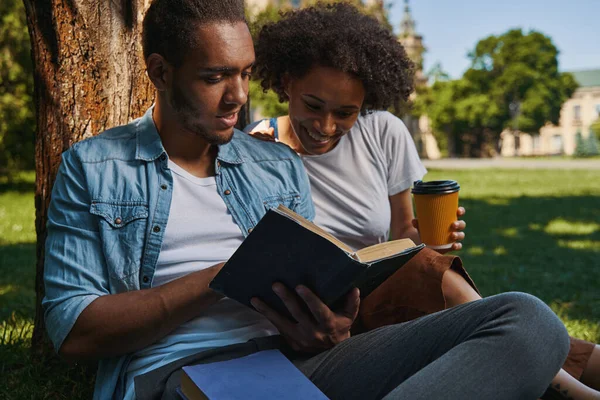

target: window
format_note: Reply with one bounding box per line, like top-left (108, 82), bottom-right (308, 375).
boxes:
top-left (574, 105), bottom-right (581, 121)
top-left (595, 104), bottom-right (600, 117)
top-left (532, 135), bottom-right (541, 151)
top-left (552, 135), bottom-right (563, 154)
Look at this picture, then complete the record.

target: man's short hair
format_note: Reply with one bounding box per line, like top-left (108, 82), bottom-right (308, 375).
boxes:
top-left (142, 0), bottom-right (246, 67)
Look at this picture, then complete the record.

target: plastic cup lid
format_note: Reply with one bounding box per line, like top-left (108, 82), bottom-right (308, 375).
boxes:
top-left (411, 180), bottom-right (460, 195)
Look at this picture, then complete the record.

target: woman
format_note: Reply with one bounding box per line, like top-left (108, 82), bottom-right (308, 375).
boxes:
top-left (246, 2), bottom-right (600, 398)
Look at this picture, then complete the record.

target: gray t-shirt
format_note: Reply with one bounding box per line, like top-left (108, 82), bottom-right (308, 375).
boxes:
top-left (246, 111), bottom-right (426, 251)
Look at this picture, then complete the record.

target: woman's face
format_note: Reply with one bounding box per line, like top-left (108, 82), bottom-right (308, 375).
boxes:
top-left (285, 66), bottom-right (365, 155)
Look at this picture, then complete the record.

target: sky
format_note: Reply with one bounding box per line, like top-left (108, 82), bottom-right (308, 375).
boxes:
top-left (388, 0), bottom-right (600, 79)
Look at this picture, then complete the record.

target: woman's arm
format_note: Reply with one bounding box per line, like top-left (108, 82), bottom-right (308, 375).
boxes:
top-left (389, 189), bottom-right (421, 243)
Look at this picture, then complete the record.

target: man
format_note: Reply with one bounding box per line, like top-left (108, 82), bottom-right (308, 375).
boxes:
top-left (43, 0), bottom-right (570, 399)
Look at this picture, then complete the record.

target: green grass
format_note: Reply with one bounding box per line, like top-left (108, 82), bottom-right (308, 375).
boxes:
top-left (1, 169), bottom-right (599, 397)
top-left (0, 172), bottom-right (94, 399)
top-left (425, 169), bottom-right (600, 342)
top-left (0, 171), bottom-right (36, 343)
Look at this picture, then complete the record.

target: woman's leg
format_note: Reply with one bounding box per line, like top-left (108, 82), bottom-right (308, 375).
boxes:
top-left (581, 346), bottom-right (600, 391)
top-left (549, 369), bottom-right (600, 399)
top-left (441, 268), bottom-right (481, 307)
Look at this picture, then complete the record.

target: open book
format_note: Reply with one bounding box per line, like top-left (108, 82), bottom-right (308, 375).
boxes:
top-left (210, 205), bottom-right (425, 318)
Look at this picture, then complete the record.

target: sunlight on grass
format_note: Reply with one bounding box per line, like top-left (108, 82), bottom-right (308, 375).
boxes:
top-left (493, 246), bottom-right (507, 255)
top-left (497, 227), bottom-right (519, 237)
top-left (529, 223), bottom-right (542, 231)
top-left (468, 246), bottom-right (485, 255)
top-left (557, 240), bottom-right (600, 251)
top-left (0, 284), bottom-right (16, 296)
top-left (545, 219), bottom-right (599, 235)
top-left (484, 198), bottom-right (510, 206)
top-left (551, 301), bottom-right (600, 343)
top-left (0, 313), bottom-right (34, 345)
top-left (426, 169), bottom-right (600, 198)
top-left (0, 194), bottom-right (35, 245)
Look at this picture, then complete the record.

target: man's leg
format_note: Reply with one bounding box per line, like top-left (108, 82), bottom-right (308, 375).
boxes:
top-left (294, 292), bottom-right (569, 400)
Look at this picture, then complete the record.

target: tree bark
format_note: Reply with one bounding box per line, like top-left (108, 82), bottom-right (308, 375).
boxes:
top-left (23, 0), bottom-right (155, 354)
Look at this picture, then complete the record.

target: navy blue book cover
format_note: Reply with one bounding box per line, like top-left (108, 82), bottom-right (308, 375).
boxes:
top-left (210, 207), bottom-right (424, 318)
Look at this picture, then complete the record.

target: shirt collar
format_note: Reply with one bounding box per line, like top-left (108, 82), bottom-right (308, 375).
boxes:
top-left (216, 130), bottom-right (244, 165)
top-left (135, 106), bottom-right (245, 165)
top-left (135, 106), bottom-right (166, 161)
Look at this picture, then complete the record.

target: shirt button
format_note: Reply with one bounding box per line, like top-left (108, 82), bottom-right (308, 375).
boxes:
top-left (159, 154), bottom-right (167, 162)
top-left (248, 228), bottom-right (253, 233)
top-left (160, 184), bottom-right (167, 190)
top-left (114, 217), bottom-right (122, 225)
top-left (142, 276), bottom-right (149, 283)
top-left (224, 189), bottom-right (231, 195)
top-left (153, 225), bottom-right (161, 233)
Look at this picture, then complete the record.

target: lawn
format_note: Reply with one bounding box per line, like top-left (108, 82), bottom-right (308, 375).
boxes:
top-left (0, 168), bottom-right (599, 398)
top-left (426, 168), bottom-right (600, 342)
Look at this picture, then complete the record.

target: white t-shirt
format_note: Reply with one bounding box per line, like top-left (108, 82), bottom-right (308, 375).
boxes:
top-left (247, 111), bottom-right (426, 251)
top-left (124, 160), bottom-right (277, 399)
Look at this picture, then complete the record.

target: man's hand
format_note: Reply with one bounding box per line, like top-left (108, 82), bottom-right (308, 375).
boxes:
top-left (413, 206), bottom-right (467, 253)
top-left (251, 284), bottom-right (360, 353)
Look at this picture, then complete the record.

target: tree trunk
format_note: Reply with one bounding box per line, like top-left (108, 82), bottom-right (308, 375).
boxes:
top-left (23, 0), bottom-right (252, 355)
top-left (23, 0), bottom-right (155, 354)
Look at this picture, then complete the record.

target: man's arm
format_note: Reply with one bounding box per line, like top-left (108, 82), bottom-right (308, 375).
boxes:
top-left (60, 264), bottom-right (223, 361)
top-left (43, 149), bottom-right (223, 361)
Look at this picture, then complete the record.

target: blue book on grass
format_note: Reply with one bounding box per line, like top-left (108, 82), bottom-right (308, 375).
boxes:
top-left (179, 349), bottom-right (328, 400)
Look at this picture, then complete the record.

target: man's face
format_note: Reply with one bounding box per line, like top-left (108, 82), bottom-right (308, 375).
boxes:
top-left (166, 21), bottom-right (254, 144)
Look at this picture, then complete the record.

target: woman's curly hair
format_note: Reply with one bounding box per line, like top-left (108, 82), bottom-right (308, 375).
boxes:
top-left (254, 2), bottom-right (415, 113)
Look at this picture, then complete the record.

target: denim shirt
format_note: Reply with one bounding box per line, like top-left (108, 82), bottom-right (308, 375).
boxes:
top-left (43, 107), bottom-right (315, 399)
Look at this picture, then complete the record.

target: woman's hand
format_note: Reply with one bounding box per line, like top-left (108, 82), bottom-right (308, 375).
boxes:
top-left (248, 127), bottom-right (276, 142)
top-left (251, 283), bottom-right (359, 353)
top-left (412, 206), bottom-right (466, 253)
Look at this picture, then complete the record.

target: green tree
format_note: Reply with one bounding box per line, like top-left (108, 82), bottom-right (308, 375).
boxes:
top-left (246, 4), bottom-right (287, 118)
top-left (585, 129), bottom-right (599, 156)
top-left (573, 130), bottom-right (586, 158)
top-left (0, 0), bottom-right (34, 176)
top-left (423, 29), bottom-right (578, 157)
top-left (591, 117), bottom-right (600, 142)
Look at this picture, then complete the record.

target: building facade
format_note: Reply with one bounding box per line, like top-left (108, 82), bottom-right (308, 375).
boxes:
top-left (397, 0), bottom-right (441, 159)
top-left (501, 70), bottom-right (600, 156)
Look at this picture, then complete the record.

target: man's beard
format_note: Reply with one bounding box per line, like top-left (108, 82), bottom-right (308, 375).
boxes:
top-left (170, 82), bottom-right (234, 145)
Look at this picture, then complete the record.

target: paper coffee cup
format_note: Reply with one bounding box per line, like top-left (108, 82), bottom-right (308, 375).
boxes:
top-left (412, 180), bottom-right (460, 250)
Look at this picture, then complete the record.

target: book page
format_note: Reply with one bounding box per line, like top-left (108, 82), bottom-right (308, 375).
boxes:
top-left (274, 205), bottom-right (355, 255)
top-left (355, 238), bottom-right (416, 263)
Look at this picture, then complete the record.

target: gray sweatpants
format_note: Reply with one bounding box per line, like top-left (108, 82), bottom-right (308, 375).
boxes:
top-left (135, 292), bottom-right (569, 400)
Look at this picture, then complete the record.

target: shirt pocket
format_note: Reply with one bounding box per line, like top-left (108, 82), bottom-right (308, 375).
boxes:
top-left (90, 200), bottom-right (148, 292)
top-left (262, 192), bottom-right (301, 213)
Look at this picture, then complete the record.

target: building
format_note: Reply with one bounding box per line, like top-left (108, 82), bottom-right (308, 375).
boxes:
top-left (397, 0), bottom-right (441, 159)
top-left (501, 69), bottom-right (600, 156)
